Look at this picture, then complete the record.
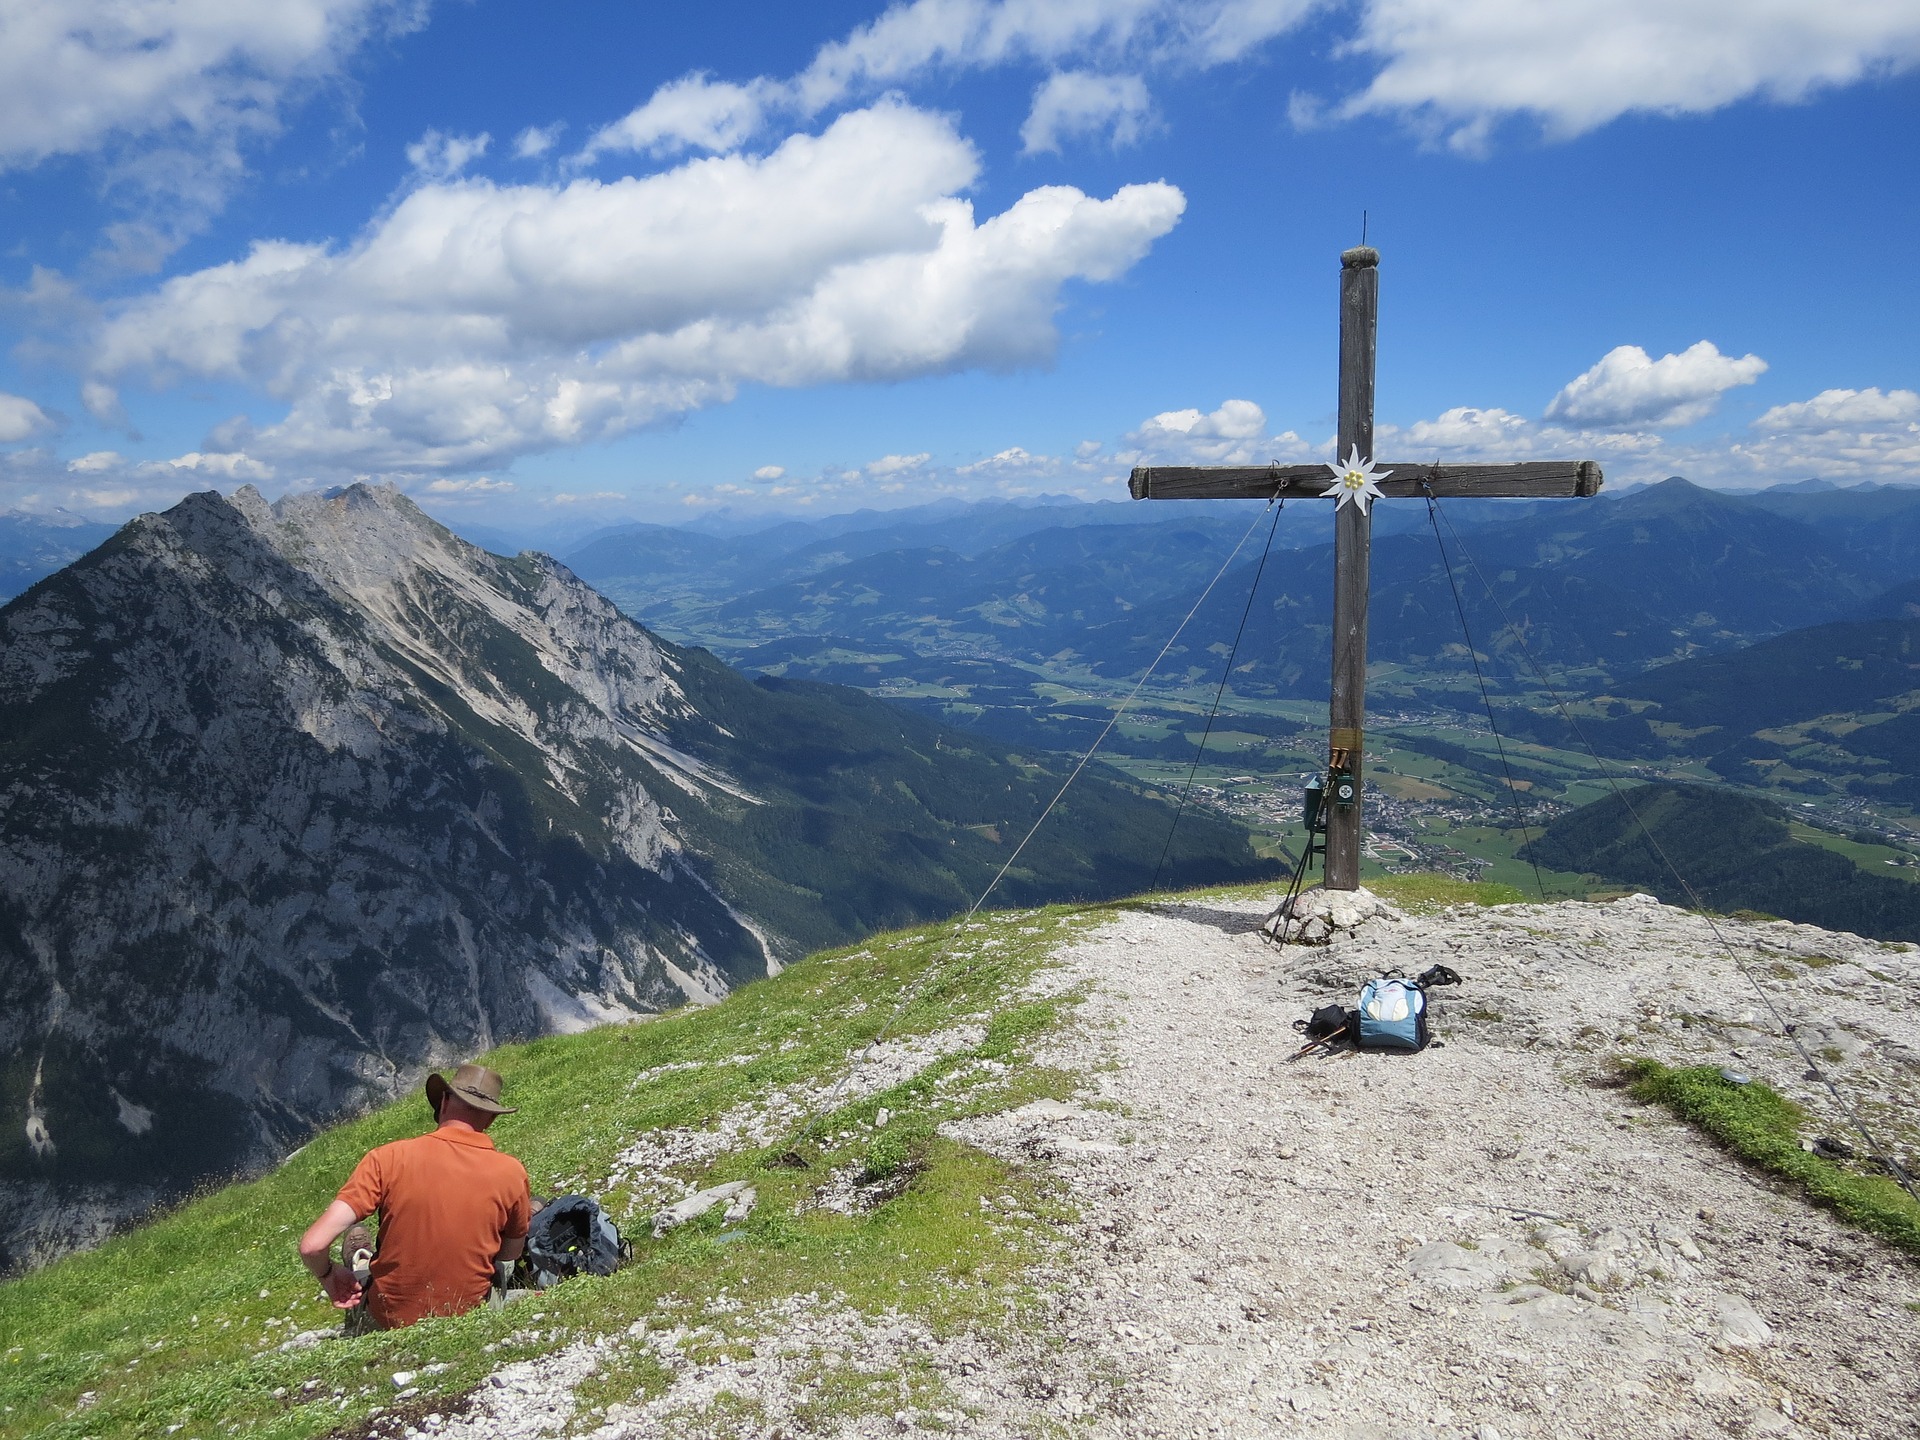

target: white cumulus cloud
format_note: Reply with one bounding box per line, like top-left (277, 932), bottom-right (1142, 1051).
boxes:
top-left (1125, 397), bottom-right (1309, 465)
top-left (1728, 385), bottom-right (1920, 482)
top-left (1337, 0), bottom-right (1920, 150)
top-left (1545, 341), bottom-right (1767, 430)
top-left (958, 445), bottom-right (1042, 474)
top-left (1754, 387), bottom-right (1920, 432)
top-left (752, 464), bottom-right (787, 481)
top-left (165, 449), bottom-right (272, 479)
top-left (0, 394), bottom-right (54, 443)
top-left (1144, 398), bottom-right (1265, 440)
top-left (92, 101), bottom-right (1185, 474)
top-left (0, 0), bottom-right (424, 170)
top-left (1021, 71), bottom-right (1155, 153)
top-left (1396, 405), bottom-right (1530, 452)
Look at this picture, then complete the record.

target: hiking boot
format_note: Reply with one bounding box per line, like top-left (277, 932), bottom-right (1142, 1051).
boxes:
top-left (340, 1223), bottom-right (376, 1282)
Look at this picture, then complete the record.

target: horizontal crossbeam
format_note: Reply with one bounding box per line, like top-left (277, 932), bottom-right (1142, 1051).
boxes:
top-left (1128, 459), bottom-right (1603, 501)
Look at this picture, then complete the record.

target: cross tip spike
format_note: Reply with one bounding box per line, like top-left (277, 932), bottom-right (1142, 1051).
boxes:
top-left (1341, 245), bottom-right (1379, 269)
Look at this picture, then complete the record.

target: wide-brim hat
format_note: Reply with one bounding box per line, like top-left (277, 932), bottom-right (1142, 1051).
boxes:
top-left (426, 1063), bottom-right (517, 1116)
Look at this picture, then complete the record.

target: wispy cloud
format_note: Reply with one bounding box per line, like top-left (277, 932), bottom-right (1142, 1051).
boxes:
top-left (1020, 71), bottom-right (1155, 155)
top-left (1333, 0), bottom-right (1920, 151)
top-left (406, 129), bottom-right (490, 180)
top-left (0, 0), bottom-right (431, 263)
top-left (512, 123), bottom-right (566, 160)
top-left (581, 0), bottom-right (1317, 166)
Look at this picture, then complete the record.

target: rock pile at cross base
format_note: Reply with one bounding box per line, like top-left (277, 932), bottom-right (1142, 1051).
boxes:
top-left (408, 891), bottom-right (1920, 1439)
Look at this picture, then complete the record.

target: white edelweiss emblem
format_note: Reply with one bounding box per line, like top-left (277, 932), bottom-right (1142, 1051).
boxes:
top-left (1326, 446), bottom-right (1391, 513)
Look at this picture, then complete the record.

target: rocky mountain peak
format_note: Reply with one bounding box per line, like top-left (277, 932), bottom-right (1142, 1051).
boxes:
top-left (0, 485), bottom-right (772, 1266)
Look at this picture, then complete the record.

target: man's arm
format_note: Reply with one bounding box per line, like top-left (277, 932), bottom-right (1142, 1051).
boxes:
top-left (298, 1199), bottom-right (364, 1309)
top-left (498, 1167), bottom-right (532, 1267)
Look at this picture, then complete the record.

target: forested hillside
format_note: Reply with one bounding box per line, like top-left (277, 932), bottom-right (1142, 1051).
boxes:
top-left (1523, 783), bottom-right (1920, 940)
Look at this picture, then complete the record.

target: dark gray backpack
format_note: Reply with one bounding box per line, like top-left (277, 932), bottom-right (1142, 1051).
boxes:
top-left (522, 1195), bottom-right (630, 1288)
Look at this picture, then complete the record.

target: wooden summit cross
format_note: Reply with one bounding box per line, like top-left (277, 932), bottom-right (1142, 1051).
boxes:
top-left (1129, 245), bottom-right (1604, 892)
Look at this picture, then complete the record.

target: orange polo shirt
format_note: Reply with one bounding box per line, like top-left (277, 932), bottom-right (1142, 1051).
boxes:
top-left (336, 1123), bottom-right (532, 1329)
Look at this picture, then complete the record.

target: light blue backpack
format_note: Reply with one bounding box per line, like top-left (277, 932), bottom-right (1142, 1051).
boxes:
top-left (1355, 975), bottom-right (1429, 1052)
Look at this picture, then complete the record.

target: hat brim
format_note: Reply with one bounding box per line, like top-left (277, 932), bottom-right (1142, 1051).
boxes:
top-left (425, 1072), bottom-right (517, 1116)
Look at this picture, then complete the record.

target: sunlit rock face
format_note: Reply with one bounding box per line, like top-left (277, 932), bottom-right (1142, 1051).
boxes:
top-left (0, 484), bottom-right (771, 1268)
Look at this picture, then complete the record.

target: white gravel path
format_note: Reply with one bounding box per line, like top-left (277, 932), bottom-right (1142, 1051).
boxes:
top-left (953, 888), bottom-right (1920, 1439)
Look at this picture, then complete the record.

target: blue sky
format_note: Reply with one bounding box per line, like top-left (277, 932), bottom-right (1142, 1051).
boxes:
top-left (0, 0), bottom-right (1916, 531)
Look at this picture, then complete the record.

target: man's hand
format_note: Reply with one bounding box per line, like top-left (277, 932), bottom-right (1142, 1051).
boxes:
top-left (319, 1264), bottom-right (363, 1310)
top-left (299, 1198), bottom-right (364, 1308)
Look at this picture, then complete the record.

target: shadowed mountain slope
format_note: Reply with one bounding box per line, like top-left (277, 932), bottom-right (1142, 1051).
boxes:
top-left (1617, 619), bottom-right (1920, 732)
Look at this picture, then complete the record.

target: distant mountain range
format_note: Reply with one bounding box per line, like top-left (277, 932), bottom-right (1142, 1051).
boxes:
top-left (1066, 477), bottom-right (1896, 698)
top-left (558, 480), bottom-right (1920, 887)
top-left (0, 485), bottom-right (1267, 1268)
top-left (0, 511), bottom-right (118, 602)
top-left (566, 479), bottom-right (1916, 707)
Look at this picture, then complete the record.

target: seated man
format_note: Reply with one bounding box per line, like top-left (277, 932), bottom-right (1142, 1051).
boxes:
top-left (298, 1064), bottom-right (532, 1329)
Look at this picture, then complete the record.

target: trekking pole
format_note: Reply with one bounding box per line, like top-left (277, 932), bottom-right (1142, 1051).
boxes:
top-left (1265, 775), bottom-right (1329, 946)
top-left (1285, 1031), bottom-right (1350, 1062)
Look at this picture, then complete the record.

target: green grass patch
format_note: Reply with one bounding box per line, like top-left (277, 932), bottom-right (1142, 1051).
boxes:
top-left (1625, 1060), bottom-right (1920, 1256)
top-left (0, 905), bottom-right (1098, 1440)
top-left (1370, 874), bottom-right (1526, 911)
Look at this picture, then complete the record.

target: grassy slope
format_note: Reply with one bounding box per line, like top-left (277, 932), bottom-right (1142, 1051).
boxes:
top-left (0, 902), bottom-right (1112, 1440)
top-left (0, 874), bottom-right (1525, 1439)
top-left (1626, 1061), bottom-right (1920, 1256)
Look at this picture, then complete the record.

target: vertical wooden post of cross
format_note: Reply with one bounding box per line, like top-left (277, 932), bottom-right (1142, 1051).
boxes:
top-left (1128, 246), bottom-right (1602, 897)
top-left (1325, 245), bottom-right (1379, 891)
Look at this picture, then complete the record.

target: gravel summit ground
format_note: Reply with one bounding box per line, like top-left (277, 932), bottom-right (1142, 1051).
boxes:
top-left (405, 888), bottom-right (1920, 1439)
